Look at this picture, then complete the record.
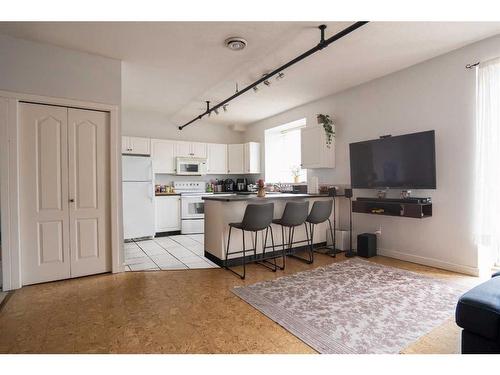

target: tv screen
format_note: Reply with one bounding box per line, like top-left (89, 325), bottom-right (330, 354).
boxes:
top-left (349, 130), bottom-right (436, 189)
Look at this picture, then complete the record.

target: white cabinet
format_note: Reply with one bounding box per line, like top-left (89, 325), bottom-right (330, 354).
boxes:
top-left (191, 142), bottom-right (207, 158)
top-left (207, 143), bottom-right (227, 174)
top-left (175, 141), bottom-right (207, 158)
top-left (227, 144), bottom-right (245, 174)
top-left (151, 139), bottom-right (176, 174)
top-left (155, 195), bottom-right (181, 232)
top-left (122, 136), bottom-right (151, 156)
top-left (301, 125), bottom-right (335, 169)
top-left (244, 142), bottom-right (261, 174)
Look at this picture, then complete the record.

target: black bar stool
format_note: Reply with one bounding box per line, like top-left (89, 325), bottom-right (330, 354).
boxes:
top-left (225, 203), bottom-right (276, 279)
top-left (306, 200), bottom-right (336, 257)
top-left (272, 201), bottom-right (311, 268)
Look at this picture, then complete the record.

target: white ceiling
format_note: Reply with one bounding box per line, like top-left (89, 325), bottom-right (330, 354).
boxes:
top-left (1, 21), bottom-right (499, 128)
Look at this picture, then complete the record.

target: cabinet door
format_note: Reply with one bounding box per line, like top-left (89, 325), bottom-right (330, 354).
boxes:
top-left (155, 196), bottom-right (181, 232)
top-left (122, 136), bottom-right (130, 154)
top-left (191, 142), bottom-right (207, 158)
top-left (129, 136), bottom-right (151, 156)
top-left (151, 139), bottom-right (176, 174)
top-left (207, 143), bottom-right (227, 174)
top-left (176, 141), bottom-right (192, 157)
top-left (244, 142), bottom-right (261, 174)
top-left (227, 144), bottom-right (244, 174)
top-left (301, 126), bottom-right (323, 168)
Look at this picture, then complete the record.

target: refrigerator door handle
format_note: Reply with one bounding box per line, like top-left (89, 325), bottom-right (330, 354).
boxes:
top-left (149, 183), bottom-right (154, 201)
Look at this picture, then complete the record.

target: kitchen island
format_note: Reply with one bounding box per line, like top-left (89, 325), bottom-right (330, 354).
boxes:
top-left (202, 193), bottom-right (334, 265)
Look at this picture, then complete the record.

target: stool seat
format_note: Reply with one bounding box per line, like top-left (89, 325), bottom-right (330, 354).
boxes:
top-left (225, 203), bottom-right (276, 279)
top-left (272, 201), bottom-right (312, 268)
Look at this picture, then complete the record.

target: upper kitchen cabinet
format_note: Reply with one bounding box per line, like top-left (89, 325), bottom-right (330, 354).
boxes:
top-left (301, 125), bottom-right (335, 169)
top-left (227, 144), bottom-right (244, 174)
top-left (122, 136), bottom-right (151, 156)
top-left (151, 139), bottom-right (176, 174)
top-left (244, 142), bottom-right (261, 174)
top-left (207, 143), bottom-right (227, 174)
top-left (175, 141), bottom-right (207, 158)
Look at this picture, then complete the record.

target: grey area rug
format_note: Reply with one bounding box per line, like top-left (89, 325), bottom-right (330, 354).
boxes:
top-left (233, 258), bottom-right (467, 354)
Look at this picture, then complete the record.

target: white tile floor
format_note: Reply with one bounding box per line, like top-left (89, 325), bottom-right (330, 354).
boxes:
top-left (124, 234), bottom-right (219, 271)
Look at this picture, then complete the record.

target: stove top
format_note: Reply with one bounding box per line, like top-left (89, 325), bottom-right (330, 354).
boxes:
top-left (173, 181), bottom-right (207, 194)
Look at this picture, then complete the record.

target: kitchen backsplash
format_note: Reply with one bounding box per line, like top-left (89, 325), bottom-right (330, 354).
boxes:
top-left (154, 173), bottom-right (255, 186)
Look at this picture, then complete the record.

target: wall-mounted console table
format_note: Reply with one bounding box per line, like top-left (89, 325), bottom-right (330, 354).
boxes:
top-left (352, 197), bottom-right (432, 219)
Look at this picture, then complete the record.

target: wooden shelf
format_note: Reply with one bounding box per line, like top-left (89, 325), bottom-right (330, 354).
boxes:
top-left (352, 199), bottom-right (432, 219)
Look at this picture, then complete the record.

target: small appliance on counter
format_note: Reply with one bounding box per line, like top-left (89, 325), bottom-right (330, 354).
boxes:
top-left (247, 184), bottom-right (257, 192)
top-left (307, 176), bottom-right (319, 194)
top-left (292, 184), bottom-right (308, 194)
top-left (224, 178), bottom-right (235, 192)
top-left (236, 178), bottom-right (248, 192)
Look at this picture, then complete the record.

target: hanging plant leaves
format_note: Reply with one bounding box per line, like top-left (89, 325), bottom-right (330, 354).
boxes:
top-left (317, 114), bottom-right (335, 148)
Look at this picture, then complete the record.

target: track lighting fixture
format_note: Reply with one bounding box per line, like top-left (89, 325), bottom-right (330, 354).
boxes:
top-left (179, 22), bottom-right (369, 130)
top-left (214, 108), bottom-right (219, 115)
top-left (223, 104), bottom-right (228, 112)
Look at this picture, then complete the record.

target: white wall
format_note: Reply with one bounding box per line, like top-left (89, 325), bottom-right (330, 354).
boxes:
top-left (243, 34), bottom-right (500, 275)
top-left (0, 34), bottom-right (121, 104)
top-left (122, 108), bottom-right (244, 144)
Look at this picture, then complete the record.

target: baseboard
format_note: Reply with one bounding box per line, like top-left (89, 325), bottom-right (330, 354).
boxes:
top-left (376, 248), bottom-right (479, 276)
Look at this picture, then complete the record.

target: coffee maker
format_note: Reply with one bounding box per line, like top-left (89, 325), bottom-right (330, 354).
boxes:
top-left (236, 178), bottom-right (248, 192)
top-left (224, 178), bottom-right (235, 192)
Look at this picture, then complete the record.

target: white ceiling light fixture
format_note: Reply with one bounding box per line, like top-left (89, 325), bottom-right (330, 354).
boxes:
top-left (225, 37), bottom-right (247, 51)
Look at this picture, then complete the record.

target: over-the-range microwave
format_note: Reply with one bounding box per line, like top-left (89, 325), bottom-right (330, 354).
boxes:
top-left (176, 157), bottom-right (207, 175)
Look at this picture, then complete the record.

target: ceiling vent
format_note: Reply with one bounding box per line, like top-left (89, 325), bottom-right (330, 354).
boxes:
top-left (225, 37), bottom-right (247, 51)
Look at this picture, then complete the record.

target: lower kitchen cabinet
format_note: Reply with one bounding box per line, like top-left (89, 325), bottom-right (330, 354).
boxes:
top-left (155, 195), bottom-right (181, 232)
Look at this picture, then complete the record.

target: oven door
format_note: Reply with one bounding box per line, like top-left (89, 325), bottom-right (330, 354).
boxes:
top-left (181, 196), bottom-right (205, 219)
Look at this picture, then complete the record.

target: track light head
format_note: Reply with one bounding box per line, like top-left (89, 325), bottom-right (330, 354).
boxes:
top-left (253, 86), bottom-right (259, 93)
top-left (276, 72), bottom-right (285, 80)
top-left (223, 104), bottom-right (228, 112)
top-left (263, 79), bottom-right (271, 86)
top-left (214, 108), bottom-right (219, 115)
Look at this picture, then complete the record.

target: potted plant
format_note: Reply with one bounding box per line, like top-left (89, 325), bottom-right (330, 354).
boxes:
top-left (291, 165), bottom-right (301, 183)
top-left (257, 178), bottom-right (266, 197)
top-left (317, 114), bottom-right (335, 148)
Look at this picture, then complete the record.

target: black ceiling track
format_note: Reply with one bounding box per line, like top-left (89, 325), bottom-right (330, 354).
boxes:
top-left (178, 21), bottom-right (369, 130)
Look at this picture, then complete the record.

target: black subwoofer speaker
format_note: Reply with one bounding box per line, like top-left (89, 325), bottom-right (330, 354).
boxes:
top-left (357, 233), bottom-right (377, 258)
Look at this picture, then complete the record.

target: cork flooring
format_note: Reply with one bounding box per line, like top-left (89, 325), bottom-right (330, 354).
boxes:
top-left (0, 253), bottom-right (479, 354)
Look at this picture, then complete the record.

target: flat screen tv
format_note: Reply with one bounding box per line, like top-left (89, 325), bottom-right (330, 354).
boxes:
top-left (349, 130), bottom-right (436, 189)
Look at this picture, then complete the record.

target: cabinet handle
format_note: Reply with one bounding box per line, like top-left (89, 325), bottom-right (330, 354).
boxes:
top-left (69, 199), bottom-right (75, 203)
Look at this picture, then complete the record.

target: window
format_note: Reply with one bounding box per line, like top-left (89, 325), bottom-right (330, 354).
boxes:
top-left (265, 118), bottom-right (307, 183)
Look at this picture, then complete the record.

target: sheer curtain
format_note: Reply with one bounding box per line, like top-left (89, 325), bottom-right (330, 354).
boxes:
top-left (474, 58), bottom-right (500, 266)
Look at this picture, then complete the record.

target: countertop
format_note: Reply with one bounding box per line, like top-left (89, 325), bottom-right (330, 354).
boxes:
top-left (155, 193), bottom-right (181, 196)
top-left (202, 193), bottom-right (330, 202)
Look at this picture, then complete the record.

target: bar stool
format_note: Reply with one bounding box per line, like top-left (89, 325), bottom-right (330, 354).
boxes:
top-left (272, 201), bottom-right (311, 268)
top-left (225, 203), bottom-right (276, 279)
top-left (306, 200), bottom-right (336, 257)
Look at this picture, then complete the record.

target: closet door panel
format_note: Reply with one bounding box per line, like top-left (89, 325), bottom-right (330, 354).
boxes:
top-left (19, 103), bottom-right (71, 285)
top-left (68, 108), bottom-right (111, 277)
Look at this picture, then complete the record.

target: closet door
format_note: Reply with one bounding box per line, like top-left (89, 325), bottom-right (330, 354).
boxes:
top-left (20, 103), bottom-right (71, 285)
top-left (67, 108), bottom-right (111, 277)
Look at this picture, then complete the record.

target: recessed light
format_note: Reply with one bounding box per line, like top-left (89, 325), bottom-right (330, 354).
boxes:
top-left (225, 37), bottom-right (247, 51)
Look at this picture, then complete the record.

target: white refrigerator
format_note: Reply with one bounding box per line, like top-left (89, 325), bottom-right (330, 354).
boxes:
top-left (122, 156), bottom-right (155, 240)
